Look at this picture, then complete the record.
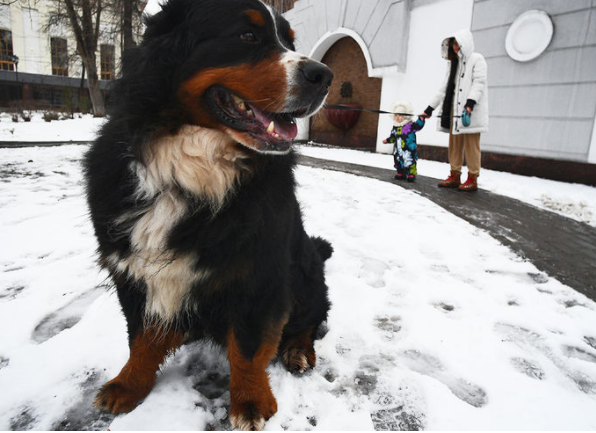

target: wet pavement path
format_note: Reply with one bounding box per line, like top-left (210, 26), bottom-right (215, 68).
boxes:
top-left (299, 155), bottom-right (596, 303)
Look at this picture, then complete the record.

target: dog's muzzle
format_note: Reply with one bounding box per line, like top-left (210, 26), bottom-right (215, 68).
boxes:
top-left (288, 59), bottom-right (334, 117)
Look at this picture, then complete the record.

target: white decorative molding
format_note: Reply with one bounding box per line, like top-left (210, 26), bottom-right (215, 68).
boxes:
top-left (589, 111), bottom-right (596, 164)
top-left (309, 28), bottom-right (374, 76)
top-left (505, 10), bottom-right (553, 62)
top-left (286, 0), bottom-right (409, 74)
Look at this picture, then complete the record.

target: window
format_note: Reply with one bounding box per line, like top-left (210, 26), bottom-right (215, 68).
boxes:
top-left (100, 44), bottom-right (115, 80)
top-left (51, 37), bottom-right (68, 76)
top-left (0, 29), bottom-right (15, 71)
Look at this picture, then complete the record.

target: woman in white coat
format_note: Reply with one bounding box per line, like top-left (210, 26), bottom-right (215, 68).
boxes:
top-left (421, 29), bottom-right (488, 191)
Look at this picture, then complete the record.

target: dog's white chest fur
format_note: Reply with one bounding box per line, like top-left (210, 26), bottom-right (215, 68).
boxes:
top-left (113, 189), bottom-right (200, 320)
top-left (109, 126), bottom-right (250, 322)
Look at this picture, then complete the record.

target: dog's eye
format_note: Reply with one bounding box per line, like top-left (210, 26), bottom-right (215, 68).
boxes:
top-left (240, 32), bottom-right (257, 42)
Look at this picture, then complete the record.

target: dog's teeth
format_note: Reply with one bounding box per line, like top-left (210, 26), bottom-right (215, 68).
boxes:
top-left (267, 121), bottom-right (275, 133)
top-left (232, 96), bottom-right (250, 112)
top-left (236, 99), bottom-right (247, 111)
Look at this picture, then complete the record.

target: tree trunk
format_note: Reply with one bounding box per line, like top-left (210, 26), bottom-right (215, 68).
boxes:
top-left (122, 0), bottom-right (136, 49)
top-left (85, 52), bottom-right (106, 117)
top-left (62, 0), bottom-right (106, 117)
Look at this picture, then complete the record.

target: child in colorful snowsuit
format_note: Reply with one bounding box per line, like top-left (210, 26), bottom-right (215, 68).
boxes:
top-left (383, 100), bottom-right (425, 182)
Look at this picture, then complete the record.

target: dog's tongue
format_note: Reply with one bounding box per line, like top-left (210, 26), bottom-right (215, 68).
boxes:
top-left (249, 104), bottom-right (297, 140)
top-left (274, 120), bottom-right (298, 140)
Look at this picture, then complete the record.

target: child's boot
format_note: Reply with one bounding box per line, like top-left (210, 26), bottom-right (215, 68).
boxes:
top-left (406, 164), bottom-right (417, 182)
top-left (438, 170), bottom-right (461, 188)
top-left (394, 168), bottom-right (406, 180)
top-left (459, 173), bottom-right (478, 191)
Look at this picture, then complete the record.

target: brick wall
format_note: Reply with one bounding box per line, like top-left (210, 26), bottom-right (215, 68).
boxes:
top-left (310, 37), bottom-right (381, 148)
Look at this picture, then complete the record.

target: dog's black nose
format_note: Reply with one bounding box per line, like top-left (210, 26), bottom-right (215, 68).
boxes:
top-left (301, 61), bottom-right (333, 90)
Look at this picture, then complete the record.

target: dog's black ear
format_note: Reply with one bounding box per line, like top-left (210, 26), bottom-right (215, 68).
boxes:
top-left (143, 0), bottom-right (191, 40)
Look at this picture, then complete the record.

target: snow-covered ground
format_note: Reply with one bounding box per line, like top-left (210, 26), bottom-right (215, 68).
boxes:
top-left (3, 112), bottom-right (595, 228)
top-left (1, 115), bottom-right (596, 430)
top-left (0, 112), bottom-right (102, 143)
top-left (298, 145), bottom-right (596, 229)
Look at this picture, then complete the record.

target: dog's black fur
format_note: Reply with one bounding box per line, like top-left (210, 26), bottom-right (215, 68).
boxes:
top-left (84, 0), bottom-right (333, 429)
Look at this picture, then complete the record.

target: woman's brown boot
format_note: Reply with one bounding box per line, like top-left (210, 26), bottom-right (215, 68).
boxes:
top-left (458, 173), bottom-right (478, 191)
top-left (438, 170), bottom-right (461, 188)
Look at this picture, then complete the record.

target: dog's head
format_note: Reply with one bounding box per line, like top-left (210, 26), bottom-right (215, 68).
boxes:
top-left (137, 0), bottom-right (333, 154)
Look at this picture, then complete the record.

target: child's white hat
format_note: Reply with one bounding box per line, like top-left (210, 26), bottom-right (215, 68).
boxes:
top-left (392, 100), bottom-right (414, 125)
top-left (392, 100), bottom-right (414, 117)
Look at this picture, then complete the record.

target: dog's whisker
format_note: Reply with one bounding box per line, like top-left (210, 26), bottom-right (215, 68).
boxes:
top-left (244, 97), bottom-right (273, 105)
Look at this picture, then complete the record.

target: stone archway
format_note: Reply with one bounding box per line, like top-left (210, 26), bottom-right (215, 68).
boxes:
top-left (310, 36), bottom-right (381, 149)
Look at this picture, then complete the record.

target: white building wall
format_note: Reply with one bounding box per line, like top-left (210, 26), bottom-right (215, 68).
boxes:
top-left (377, 0), bottom-right (474, 154)
top-left (20, 8), bottom-right (44, 74)
top-left (287, 0), bottom-right (475, 154)
top-left (3, 2), bottom-right (123, 80)
top-left (6, 5), bottom-right (24, 70)
top-left (286, 0), bottom-right (596, 165)
top-left (473, 0), bottom-right (596, 163)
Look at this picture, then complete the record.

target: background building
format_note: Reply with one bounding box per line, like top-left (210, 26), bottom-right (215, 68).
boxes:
top-left (279, 0), bottom-right (596, 185)
top-left (0, 0), bottom-right (146, 113)
top-left (3, 0), bottom-right (595, 184)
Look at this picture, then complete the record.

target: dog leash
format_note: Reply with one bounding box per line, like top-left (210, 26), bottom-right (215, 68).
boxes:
top-left (323, 104), bottom-right (464, 118)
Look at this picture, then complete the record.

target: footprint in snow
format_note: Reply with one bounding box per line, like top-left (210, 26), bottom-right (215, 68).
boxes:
top-left (358, 257), bottom-right (389, 288)
top-left (495, 323), bottom-right (596, 394)
top-left (398, 350), bottom-right (488, 408)
top-left (584, 336), bottom-right (596, 350)
top-left (185, 346), bottom-right (232, 431)
top-left (562, 345), bottom-right (596, 363)
top-left (375, 315), bottom-right (402, 340)
top-left (434, 302), bottom-right (455, 312)
top-left (528, 272), bottom-right (549, 284)
top-left (0, 285), bottom-right (26, 300)
top-left (51, 369), bottom-right (116, 431)
top-left (510, 357), bottom-right (546, 380)
top-left (360, 356), bottom-right (426, 431)
top-left (31, 288), bottom-right (103, 343)
top-left (371, 388), bottom-right (425, 431)
top-left (10, 407), bottom-right (37, 431)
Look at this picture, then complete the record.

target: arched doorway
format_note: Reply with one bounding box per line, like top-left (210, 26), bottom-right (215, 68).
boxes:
top-left (310, 36), bottom-right (381, 149)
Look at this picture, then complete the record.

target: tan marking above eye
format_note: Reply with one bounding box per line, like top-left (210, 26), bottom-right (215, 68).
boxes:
top-left (246, 9), bottom-right (265, 27)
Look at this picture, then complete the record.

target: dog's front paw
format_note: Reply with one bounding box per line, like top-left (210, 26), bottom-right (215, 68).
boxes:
top-left (229, 394), bottom-right (277, 431)
top-left (94, 379), bottom-right (150, 413)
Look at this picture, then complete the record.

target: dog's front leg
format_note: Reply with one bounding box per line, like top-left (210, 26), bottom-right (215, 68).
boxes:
top-left (95, 326), bottom-right (184, 413)
top-left (227, 326), bottom-right (283, 431)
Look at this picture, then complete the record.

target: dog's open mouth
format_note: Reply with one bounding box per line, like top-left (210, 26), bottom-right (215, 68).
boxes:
top-left (207, 86), bottom-right (306, 152)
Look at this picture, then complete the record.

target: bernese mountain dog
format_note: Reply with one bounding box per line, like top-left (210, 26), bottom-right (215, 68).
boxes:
top-left (84, 0), bottom-right (333, 430)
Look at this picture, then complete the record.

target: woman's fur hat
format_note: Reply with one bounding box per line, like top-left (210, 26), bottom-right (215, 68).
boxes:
top-left (392, 100), bottom-right (414, 126)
